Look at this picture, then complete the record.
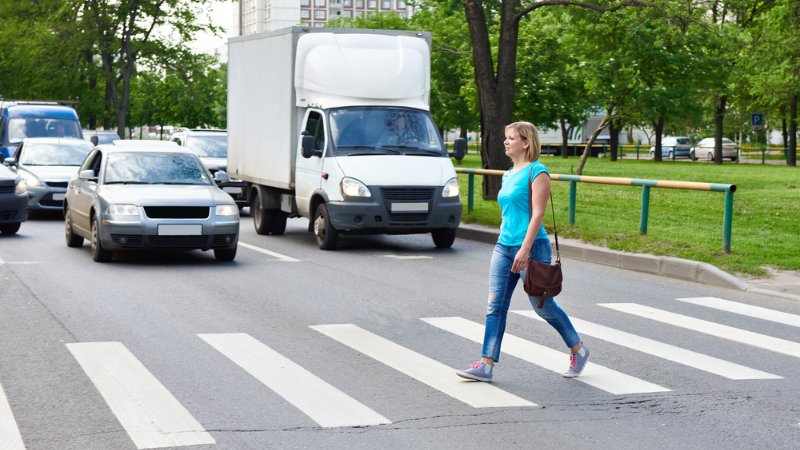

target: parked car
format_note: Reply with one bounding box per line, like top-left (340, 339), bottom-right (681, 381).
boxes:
top-left (4, 137), bottom-right (93, 212)
top-left (0, 164), bottom-right (27, 234)
top-left (63, 140), bottom-right (240, 262)
top-left (169, 128), bottom-right (247, 208)
top-left (649, 136), bottom-right (693, 159)
top-left (83, 129), bottom-right (120, 145)
top-left (1, 100), bottom-right (83, 159)
top-left (690, 137), bottom-right (739, 162)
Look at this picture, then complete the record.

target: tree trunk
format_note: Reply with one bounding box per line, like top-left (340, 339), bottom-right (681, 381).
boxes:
top-left (653, 116), bottom-right (664, 162)
top-left (782, 116), bottom-right (788, 150)
top-left (560, 118), bottom-right (570, 158)
top-left (576, 115), bottom-right (611, 175)
top-left (714, 95), bottom-right (727, 165)
top-left (789, 93), bottom-right (797, 166)
top-left (608, 111), bottom-right (619, 161)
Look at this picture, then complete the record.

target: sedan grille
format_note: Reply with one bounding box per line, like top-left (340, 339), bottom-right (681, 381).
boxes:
top-left (45, 181), bottom-right (68, 188)
top-left (0, 185), bottom-right (14, 194)
top-left (144, 206), bottom-right (210, 219)
top-left (110, 234), bottom-right (236, 249)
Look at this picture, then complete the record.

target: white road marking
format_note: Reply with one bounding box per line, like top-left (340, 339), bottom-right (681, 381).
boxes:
top-left (600, 303), bottom-right (800, 359)
top-left (0, 379), bottom-right (25, 450)
top-left (66, 342), bottom-right (215, 449)
top-left (311, 324), bottom-right (536, 408)
top-left (677, 297), bottom-right (800, 328)
top-left (238, 242), bottom-right (300, 262)
top-left (383, 255), bottom-right (433, 260)
top-left (512, 310), bottom-right (781, 380)
top-left (423, 317), bottom-right (670, 395)
top-left (198, 333), bottom-right (389, 428)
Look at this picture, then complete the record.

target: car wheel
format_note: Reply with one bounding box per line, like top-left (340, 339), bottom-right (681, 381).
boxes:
top-left (91, 217), bottom-right (112, 262)
top-left (668, 150), bottom-right (673, 159)
top-left (0, 223), bottom-right (21, 235)
top-left (707, 151), bottom-right (714, 161)
top-left (214, 247), bottom-right (237, 262)
top-left (731, 157), bottom-right (738, 162)
top-left (649, 151), bottom-right (655, 159)
top-left (65, 210), bottom-right (84, 247)
top-left (431, 228), bottom-right (456, 249)
top-left (313, 203), bottom-right (338, 250)
top-left (690, 151), bottom-right (697, 161)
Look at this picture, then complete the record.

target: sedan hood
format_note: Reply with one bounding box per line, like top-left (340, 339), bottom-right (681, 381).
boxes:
top-left (100, 185), bottom-right (233, 206)
top-left (23, 165), bottom-right (81, 181)
top-left (334, 155), bottom-right (455, 186)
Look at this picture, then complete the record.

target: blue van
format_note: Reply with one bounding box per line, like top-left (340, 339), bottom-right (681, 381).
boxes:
top-left (0, 101), bottom-right (83, 159)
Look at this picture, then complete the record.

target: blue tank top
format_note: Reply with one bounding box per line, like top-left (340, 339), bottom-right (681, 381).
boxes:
top-left (497, 160), bottom-right (550, 246)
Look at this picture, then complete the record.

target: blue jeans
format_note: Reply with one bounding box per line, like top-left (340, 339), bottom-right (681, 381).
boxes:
top-left (482, 239), bottom-right (581, 362)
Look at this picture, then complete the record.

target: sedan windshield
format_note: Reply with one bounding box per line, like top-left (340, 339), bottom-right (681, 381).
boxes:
top-left (20, 141), bottom-right (93, 166)
top-left (186, 135), bottom-right (227, 158)
top-left (104, 152), bottom-right (212, 185)
top-left (329, 107), bottom-right (445, 156)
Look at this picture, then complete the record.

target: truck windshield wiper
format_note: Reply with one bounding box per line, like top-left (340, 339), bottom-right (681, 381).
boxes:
top-left (406, 149), bottom-right (444, 156)
top-left (337, 145), bottom-right (401, 155)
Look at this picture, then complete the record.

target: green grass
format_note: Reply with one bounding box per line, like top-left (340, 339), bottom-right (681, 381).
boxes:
top-left (453, 152), bottom-right (800, 276)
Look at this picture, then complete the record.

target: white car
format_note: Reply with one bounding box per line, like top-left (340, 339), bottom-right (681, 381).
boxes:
top-left (690, 138), bottom-right (739, 162)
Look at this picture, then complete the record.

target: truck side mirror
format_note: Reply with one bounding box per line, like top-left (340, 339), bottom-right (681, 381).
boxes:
top-left (301, 133), bottom-right (321, 158)
top-left (90, 135), bottom-right (99, 146)
top-left (449, 138), bottom-right (466, 162)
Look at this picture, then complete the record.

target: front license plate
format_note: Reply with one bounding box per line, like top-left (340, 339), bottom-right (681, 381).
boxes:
top-left (223, 186), bottom-right (242, 195)
top-left (52, 193), bottom-right (66, 201)
top-left (391, 202), bottom-right (429, 212)
top-left (158, 224), bottom-right (202, 236)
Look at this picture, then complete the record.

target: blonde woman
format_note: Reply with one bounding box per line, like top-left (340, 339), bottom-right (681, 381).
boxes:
top-left (457, 122), bottom-right (589, 382)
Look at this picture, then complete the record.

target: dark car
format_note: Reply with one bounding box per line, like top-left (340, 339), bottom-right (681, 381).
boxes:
top-left (0, 164), bottom-right (28, 234)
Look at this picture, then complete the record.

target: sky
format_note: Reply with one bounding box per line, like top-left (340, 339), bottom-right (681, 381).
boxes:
top-left (187, 1), bottom-right (237, 57)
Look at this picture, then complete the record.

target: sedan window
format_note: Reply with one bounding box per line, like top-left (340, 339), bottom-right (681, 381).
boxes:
top-left (104, 152), bottom-right (211, 185)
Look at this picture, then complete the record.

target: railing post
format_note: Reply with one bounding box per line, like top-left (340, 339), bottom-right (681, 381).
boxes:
top-left (723, 188), bottom-right (734, 253)
top-left (468, 173), bottom-right (475, 212)
top-left (569, 180), bottom-right (576, 225)
top-left (640, 185), bottom-right (650, 234)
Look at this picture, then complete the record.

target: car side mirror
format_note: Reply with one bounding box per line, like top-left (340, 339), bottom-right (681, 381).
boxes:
top-left (3, 157), bottom-right (16, 167)
top-left (79, 169), bottom-right (97, 181)
top-left (90, 135), bottom-right (99, 146)
top-left (214, 170), bottom-right (230, 185)
top-left (449, 138), bottom-right (467, 162)
top-left (301, 133), bottom-right (321, 158)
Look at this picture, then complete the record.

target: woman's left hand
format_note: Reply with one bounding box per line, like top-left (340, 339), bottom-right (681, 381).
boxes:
top-left (511, 248), bottom-right (529, 273)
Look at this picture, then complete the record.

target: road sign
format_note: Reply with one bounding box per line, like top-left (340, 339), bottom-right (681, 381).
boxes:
top-left (751, 113), bottom-right (764, 130)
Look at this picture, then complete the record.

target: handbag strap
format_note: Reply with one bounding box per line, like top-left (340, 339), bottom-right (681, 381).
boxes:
top-left (528, 164), bottom-right (560, 262)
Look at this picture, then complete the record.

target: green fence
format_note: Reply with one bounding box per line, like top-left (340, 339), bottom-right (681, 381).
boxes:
top-left (455, 168), bottom-right (737, 253)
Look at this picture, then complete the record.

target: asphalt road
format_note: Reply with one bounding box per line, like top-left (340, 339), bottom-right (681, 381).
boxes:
top-left (1, 214), bottom-right (798, 449)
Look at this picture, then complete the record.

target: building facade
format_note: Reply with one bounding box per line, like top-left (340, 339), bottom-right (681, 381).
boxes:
top-left (237, 0), bottom-right (412, 35)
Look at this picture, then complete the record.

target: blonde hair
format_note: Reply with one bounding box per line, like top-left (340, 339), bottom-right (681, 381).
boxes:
top-left (505, 121), bottom-right (541, 162)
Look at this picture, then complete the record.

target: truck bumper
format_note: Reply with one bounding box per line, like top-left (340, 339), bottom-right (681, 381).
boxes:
top-left (326, 188), bottom-right (461, 233)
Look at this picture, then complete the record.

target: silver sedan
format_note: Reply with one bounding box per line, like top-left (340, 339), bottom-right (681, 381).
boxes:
top-left (63, 141), bottom-right (239, 262)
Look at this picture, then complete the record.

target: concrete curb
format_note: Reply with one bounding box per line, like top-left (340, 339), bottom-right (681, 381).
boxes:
top-left (457, 223), bottom-right (800, 301)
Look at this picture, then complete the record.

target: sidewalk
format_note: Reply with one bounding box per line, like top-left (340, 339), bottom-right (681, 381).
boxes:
top-left (456, 223), bottom-right (800, 302)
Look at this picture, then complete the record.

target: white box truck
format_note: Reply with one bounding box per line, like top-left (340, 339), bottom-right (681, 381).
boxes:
top-left (227, 26), bottom-right (465, 250)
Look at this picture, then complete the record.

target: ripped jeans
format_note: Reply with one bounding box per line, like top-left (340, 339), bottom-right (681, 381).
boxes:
top-left (481, 239), bottom-right (580, 362)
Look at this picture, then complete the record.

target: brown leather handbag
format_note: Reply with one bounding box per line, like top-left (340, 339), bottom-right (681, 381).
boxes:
top-left (522, 165), bottom-right (562, 307)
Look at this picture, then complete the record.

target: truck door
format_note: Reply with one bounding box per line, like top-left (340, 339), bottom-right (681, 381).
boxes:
top-left (294, 109), bottom-right (326, 217)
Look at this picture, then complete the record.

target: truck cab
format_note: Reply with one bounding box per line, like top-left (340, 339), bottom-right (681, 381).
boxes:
top-left (1, 101), bottom-right (83, 160)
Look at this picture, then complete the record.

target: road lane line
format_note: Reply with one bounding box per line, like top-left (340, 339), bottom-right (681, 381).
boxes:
top-left (66, 342), bottom-right (215, 449)
top-left (0, 379), bottom-right (25, 450)
top-left (600, 303), bottom-right (800, 359)
top-left (423, 317), bottom-right (670, 395)
top-left (238, 242), bottom-right (300, 262)
top-left (512, 310), bottom-right (781, 380)
top-left (198, 333), bottom-right (389, 428)
top-left (383, 255), bottom-right (433, 260)
top-left (311, 324), bottom-right (536, 408)
top-left (677, 297), bottom-right (800, 328)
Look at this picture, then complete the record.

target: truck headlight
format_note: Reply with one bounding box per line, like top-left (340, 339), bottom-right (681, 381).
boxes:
top-left (442, 177), bottom-right (459, 198)
top-left (106, 204), bottom-right (139, 216)
top-left (15, 180), bottom-right (26, 194)
top-left (341, 177), bottom-right (371, 198)
top-left (216, 204), bottom-right (239, 216)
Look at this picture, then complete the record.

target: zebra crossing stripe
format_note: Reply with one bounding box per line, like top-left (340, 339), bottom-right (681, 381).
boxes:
top-left (676, 297), bottom-right (800, 328)
top-left (422, 317), bottom-right (670, 395)
top-left (198, 333), bottom-right (390, 428)
top-left (512, 310), bottom-right (781, 380)
top-left (0, 379), bottom-right (25, 450)
top-left (310, 324), bottom-right (536, 408)
top-left (600, 303), bottom-right (800, 359)
top-left (66, 342), bottom-right (215, 449)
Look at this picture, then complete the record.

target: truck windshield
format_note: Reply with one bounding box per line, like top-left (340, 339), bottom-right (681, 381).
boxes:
top-left (329, 107), bottom-right (445, 156)
top-left (8, 118), bottom-right (82, 144)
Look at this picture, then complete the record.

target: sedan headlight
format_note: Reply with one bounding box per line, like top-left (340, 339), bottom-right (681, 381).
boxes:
top-left (19, 171), bottom-right (42, 188)
top-left (215, 204), bottom-right (239, 216)
top-left (442, 177), bottom-right (459, 198)
top-left (341, 177), bottom-right (371, 198)
top-left (15, 180), bottom-right (26, 194)
top-left (105, 204), bottom-right (139, 216)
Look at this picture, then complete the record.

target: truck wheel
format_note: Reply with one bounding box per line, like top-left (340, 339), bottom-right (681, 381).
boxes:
top-left (91, 217), bottom-right (112, 262)
top-left (268, 210), bottom-right (287, 235)
top-left (252, 191), bottom-right (270, 235)
top-left (0, 223), bottom-right (21, 235)
top-left (65, 210), bottom-right (84, 247)
top-left (313, 203), bottom-right (338, 250)
top-left (432, 228), bottom-right (456, 249)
